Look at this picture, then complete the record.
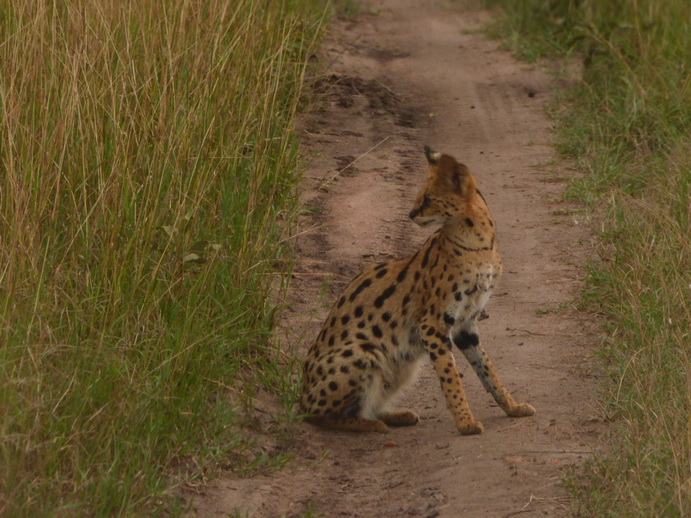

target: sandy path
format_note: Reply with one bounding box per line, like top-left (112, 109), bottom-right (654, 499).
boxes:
top-left (190, 1), bottom-right (605, 516)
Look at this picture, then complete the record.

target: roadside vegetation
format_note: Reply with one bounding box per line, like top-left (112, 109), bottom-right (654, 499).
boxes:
top-left (487, 0), bottom-right (689, 516)
top-left (0, 0), bottom-right (326, 515)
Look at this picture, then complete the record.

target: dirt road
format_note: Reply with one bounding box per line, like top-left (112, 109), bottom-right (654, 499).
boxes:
top-left (190, 1), bottom-right (605, 516)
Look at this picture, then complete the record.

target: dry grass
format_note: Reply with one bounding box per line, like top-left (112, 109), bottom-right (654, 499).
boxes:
top-left (0, 0), bottom-right (325, 515)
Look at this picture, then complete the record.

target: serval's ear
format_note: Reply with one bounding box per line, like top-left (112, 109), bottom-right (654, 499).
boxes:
top-left (424, 145), bottom-right (442, 165)
top-left (451, 161), bottom-right (470, 193)
top-left (435, 154), bottom-right (471, 194)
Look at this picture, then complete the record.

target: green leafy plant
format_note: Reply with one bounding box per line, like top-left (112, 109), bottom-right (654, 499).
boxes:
top-left (486, 1), bottom-right (690, 516)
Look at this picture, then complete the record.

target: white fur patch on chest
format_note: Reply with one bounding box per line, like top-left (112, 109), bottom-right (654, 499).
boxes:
top-left (475, 263), bottom-right (496, 291)
top-left (446, 263), bottom-right (497, 322)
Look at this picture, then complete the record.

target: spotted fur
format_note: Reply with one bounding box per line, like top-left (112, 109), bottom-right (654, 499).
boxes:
top-left (300, 147), bottom-right (535, 434)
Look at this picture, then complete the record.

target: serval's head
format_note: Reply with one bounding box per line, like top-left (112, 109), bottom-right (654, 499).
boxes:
top-left (408, 146), bottom-right (478, 227)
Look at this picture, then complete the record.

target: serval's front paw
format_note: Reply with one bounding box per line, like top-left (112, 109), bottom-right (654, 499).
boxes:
top-left (457, 420), bottom-right (484, 435)
top-left (506, 403), bottom-right (535, 417)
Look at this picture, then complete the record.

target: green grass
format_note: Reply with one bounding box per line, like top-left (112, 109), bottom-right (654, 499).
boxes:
top-left (486, 1), bottom-right (690, 516)
top-left (0, 0), bottom-right (327, 515)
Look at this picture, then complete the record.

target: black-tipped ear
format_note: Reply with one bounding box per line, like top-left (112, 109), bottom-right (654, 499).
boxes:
top-left (450, 163), bottom-right (464, 191)
top-left (424, 145), bottom-right (442, 165)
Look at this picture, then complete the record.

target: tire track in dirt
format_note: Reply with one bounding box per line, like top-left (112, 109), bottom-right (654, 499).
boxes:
top-left (190, 1), bottom-right (606, 516)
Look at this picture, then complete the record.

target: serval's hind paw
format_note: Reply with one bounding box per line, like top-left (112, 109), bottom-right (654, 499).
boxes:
top-left (381, 410), bottom-right (419, 427)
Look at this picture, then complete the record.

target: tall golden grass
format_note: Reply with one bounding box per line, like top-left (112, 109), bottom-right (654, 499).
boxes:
top-left (0, 0), bottom-right (325, 515)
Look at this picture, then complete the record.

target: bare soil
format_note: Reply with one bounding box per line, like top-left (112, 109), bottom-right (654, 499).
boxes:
top-left (189, 1), bottom-right (606, 516)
